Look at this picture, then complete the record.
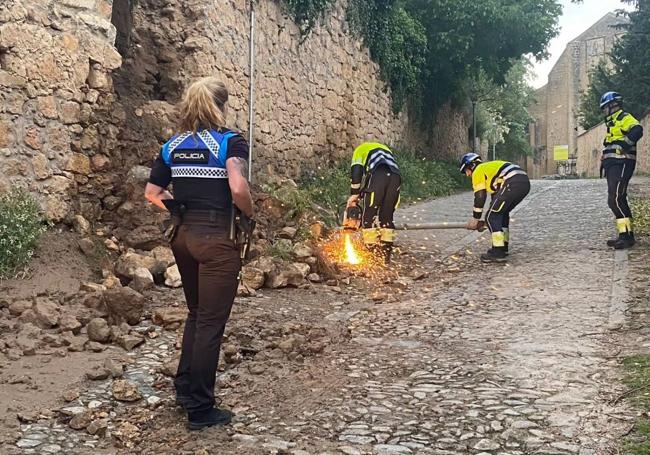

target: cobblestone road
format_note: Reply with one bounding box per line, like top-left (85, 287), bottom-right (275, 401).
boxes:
top-left (13, 180), bottom-right (636, 454)
top-left (229, 179), bottom-right (634, 454)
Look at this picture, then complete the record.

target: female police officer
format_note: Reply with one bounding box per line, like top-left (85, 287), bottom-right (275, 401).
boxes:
top-left (144, 77), bottom-right (254, 430)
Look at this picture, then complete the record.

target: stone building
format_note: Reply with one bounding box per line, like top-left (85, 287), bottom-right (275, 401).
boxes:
top-left (527, 12), bottom-right (626, 178)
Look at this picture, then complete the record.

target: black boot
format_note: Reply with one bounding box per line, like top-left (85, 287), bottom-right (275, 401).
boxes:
top-left (380, 241), bottom-right (393, 265)
top-left (504, 241), bottom-right (509, 255)
top-left (188, 407), bottom-right (233, 431)
top-left (480, 246), bottom-right (507, 263)
top-left (613, 232), bottom-right (635, 250)
top-left (607, 233), bottom-right (623, 247)
top-left (175, 394), bottom-right (191, 409)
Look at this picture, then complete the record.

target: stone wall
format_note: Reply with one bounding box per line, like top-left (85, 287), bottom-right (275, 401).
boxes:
top-left (577, 115), bottom-right (650, 177)
top-left (0, 0), bottom-right (122, 221)
top-left (0, 0), bottom-right (469, 224)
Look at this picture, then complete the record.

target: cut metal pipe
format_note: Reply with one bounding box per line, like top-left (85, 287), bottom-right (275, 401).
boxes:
top-left (394, 222), bottom-right (468, 230)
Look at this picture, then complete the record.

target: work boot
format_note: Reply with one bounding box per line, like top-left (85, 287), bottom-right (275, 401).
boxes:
top-left (175, 394), bottom-right (191, 409)
top-left (606, 235), bottom-right (621, 247)
top-left (480, 247), bottom-right (507, 263)
top-left (380, 241), bottom-right (393, 265)
top-left (188, 407), bottom-right (233, 431)
top-left (613, 232), bottom-right (636, 250)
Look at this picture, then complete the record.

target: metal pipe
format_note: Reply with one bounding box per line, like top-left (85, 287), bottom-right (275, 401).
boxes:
top-left (394, 222), bottom-right (468, 231)
top-left (247, 0), bottom-right (255, 182)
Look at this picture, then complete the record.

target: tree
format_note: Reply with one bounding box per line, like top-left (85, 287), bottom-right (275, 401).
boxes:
top-left (579, 0), bottom-right (650, 129)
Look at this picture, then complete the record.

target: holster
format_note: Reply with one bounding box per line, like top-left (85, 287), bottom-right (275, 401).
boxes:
top-left (229, 205), bottom-right (256, 261)
top-left (162, 199), bottom-right (187, 243)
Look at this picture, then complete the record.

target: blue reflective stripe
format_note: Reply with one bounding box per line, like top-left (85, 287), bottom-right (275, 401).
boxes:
top-left (220, 131), bottom-right (236, 165)
top-left (161, 141), bottom-right (173, 166)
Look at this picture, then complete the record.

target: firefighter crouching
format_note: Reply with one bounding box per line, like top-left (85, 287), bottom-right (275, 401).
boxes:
top-left (600, 91), bottom-right (644, 249)
top-left (346, 142), bottom-right (401, 263)
top-left (144, 77), bottom-right (254, 430)
top-left (460, 153), bottom-right (530, 263)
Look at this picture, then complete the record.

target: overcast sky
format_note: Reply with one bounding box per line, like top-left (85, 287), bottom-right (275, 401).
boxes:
top-left (530, 0), bottom-right (632, 88)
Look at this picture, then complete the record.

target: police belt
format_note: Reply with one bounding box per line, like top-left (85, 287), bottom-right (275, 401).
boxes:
top-left (180, 210), bottom-right (231, 228)
top-left (602, 152), bottom-right (637, 160)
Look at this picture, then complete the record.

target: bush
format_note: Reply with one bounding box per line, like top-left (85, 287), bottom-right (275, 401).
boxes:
top-left (0, 189), bottom-right (46, 278)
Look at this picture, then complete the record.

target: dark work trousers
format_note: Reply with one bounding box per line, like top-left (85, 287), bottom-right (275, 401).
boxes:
top-left (361, 165), bottom-right (401, 229)
top-left (486, 175), bottom-right (531, 233)
top-left (605, 159), bottom-right (636, 219)
top-left (170, 223), bottom-right (241, 413)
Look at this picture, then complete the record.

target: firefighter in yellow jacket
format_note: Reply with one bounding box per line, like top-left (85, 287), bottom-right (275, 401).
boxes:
top-left (460, 153), bottom-right (530, 263)
top-left (346, 142), bottom-right (401, 263)
top-left (600, 92), bottom-right (644, 249)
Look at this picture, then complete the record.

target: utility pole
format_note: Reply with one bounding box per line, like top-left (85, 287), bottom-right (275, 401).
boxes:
top-left (471, 100), bottom-right (477, 152)
top-left (247, 0), bottom-right (255, 182)
top-left (492, 121), bottom-right (497, 161)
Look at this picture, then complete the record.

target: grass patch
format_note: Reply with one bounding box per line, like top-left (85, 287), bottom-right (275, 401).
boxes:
top-left (623, 355), bottom-right (650, 453)
top-left (0, 188), bottom-right (46, 279)
top-left (266, 240), bottom-right (295, 261)
top-left (632, 198), bottom-right (650, 236)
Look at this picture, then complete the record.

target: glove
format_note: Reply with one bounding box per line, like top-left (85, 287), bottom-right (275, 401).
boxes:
top-left (466, 218), bottom-right (480, 230)
top-left (347, 195), bottom-right (359, 208)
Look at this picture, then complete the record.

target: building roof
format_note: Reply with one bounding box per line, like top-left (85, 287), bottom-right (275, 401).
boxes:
top-left (568, 12), bottom-right (628, 44)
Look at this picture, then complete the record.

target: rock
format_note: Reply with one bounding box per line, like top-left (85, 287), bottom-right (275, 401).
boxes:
top-left (293, 262), bottom-right (311, 278)
top-left (104, 358), bottom-right (124, 378)
top-left (293, 243), bottom-right (313, 259)
top-left (116, 333), bottom-right (145, 351)
top-left (114, 251), bottom-right (164, 280)
top-left (58, 314), bottom-right (82, 333)
top-left (164, 265), bottom-right (182, 288)
top-left (33, 297), bottom-right (60, 328)
top-left (72, 215), bottom-right (91, 235)
top-left (473, 439), bottom-right (500, 451)
top-left (147, 396), bottom-right (162, 408)
top-left (151, 246), bottom-right (175, 267)
top-left (279, 226), bottom-right (298, 239)
top-left (125, 225), bottom-right (161, 250)
top-left (241, 266), bottom-right (265, 290)
top-left (86, 341), bottom-right (107, 352)
top-left (370, 292), bottom-right (388, 302)
top-left (78, 238), bottom-right (96, 256)
top-left (310, 222), bottom-right (325, 239)
top-left (86, 318), bottom-right (110, 343)
top-left (103, 287), bottom-right (145, 325)
top-left (248, 363), bottom-right (266, 375)
top-left (6, 348), bottom-right (22, 360)
top-left (250, 256), bottom-right (275, 274)
top-left (69, 410), bottom-right (93, 430)
top-left (265, 263), bottom-right (306, 289)
top-left (87, 418), bottom-right (108, 436)
top-left (85, 366), bottom-right (110, 380)
top-left (159, 357), bottom-right (179, 377)
top-left (307, 273), bottom-right (321, 282)
top-left (130, 267), bottom-right (154, 292)
top-left (373, 445), bottom-right (412, 454)
top-left (62, 332), bottom-right (87, 352)
top-left (62, 390), bottom-right (80, 402)
top-left (152, 307), bottom-right (187, 328)
top-left (112, 379), bottom-right (142, 402)
top-left (8, 299), bottom-right (32, 316)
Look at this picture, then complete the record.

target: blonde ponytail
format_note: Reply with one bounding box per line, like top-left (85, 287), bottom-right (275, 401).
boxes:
top-left (178, 77), bottom-right (229, 133)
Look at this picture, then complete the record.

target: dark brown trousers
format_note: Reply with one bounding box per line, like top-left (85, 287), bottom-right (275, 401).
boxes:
top-left (170, 224), bottom-right (241, 412)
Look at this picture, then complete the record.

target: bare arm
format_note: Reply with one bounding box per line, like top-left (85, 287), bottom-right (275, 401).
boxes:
top-left (226, 157), bottom-right (254, 217)
top-left (144, 182), bottom-right (173, 210)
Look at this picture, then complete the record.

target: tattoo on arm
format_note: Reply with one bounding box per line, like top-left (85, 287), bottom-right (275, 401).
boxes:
top-left (230, 157), bottom-right (249, 179)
